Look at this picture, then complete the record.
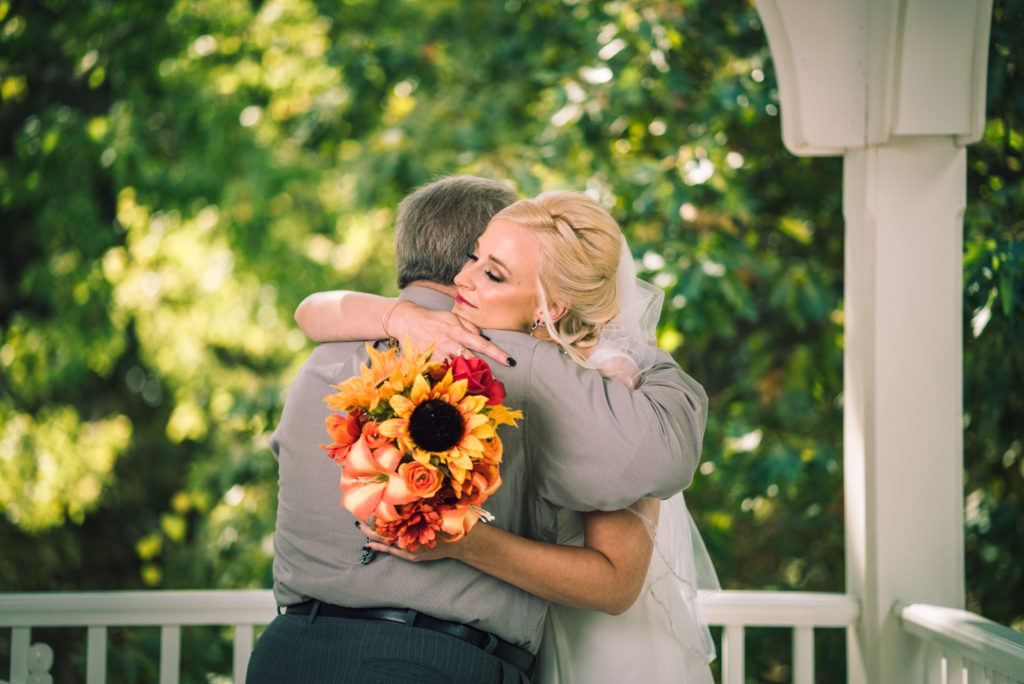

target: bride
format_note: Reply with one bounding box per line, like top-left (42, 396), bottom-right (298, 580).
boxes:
top-left (295, 190), bottom-right (718, 682)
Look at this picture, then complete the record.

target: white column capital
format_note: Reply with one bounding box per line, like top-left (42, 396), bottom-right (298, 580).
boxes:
top-left (754, 0), bottom-right (993, 156)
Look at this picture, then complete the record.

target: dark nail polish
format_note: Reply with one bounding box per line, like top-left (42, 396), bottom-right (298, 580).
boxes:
top-left (354, 520), bottom-right (362, 528)
top-left (507, 357), bottom-right (517, 367)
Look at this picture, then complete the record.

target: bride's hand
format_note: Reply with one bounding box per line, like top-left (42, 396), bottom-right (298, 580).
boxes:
top-left (359, 522), bottom-right (464, 562)
top-left (388, 302), bottom-right (515, 366)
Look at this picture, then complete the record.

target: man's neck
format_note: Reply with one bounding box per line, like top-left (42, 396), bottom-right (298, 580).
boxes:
top-left (404, 280), bottom-right (456, 298)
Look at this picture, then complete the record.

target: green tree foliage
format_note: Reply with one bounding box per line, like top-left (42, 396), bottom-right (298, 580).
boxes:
top-left (1, 0), bottom-right (1020, 679)
top-left (963, 0), bottom-right (1024, 631)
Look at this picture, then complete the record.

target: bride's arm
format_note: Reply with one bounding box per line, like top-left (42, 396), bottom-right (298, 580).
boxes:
top-left (294, 290), bottom-right (514, 366)
top-left (362, 500), bottom-right (659, 615)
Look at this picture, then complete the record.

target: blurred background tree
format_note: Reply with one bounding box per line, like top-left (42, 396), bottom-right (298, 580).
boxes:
top-left (1, 0), bottom-right (1020, 680)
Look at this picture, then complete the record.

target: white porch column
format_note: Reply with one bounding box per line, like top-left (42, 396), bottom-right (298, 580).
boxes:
top-left (842, 137), bottom-right (966, 683)
top-left (753, 0), bottom-right (992, 681)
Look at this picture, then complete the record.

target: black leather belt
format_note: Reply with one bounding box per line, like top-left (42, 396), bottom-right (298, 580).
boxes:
top-left (285, 600), bottom-right (535, 674)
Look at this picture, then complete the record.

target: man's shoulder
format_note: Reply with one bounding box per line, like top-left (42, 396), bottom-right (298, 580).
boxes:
top-left (482, 329), bottom-right (544, 357)
top-left (288, 340), bottom-right (378, 389)
top-left (481, 331), bottom-right (584, 376)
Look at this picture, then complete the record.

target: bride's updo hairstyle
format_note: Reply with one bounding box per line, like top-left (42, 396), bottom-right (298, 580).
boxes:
top-left (491, 190), bottom-right (623, 367)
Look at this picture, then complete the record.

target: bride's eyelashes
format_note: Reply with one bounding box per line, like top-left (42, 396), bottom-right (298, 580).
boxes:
top-left (465, 252), bottom-right (504, 283)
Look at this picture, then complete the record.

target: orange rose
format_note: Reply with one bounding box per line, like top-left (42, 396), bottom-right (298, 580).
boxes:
top-left (398, 461), bottom-right (443, 498)
top-left (457, 462), bottom-right (501, 505)
top-left (479, 435), bottom-right (503, 465)
top-left (361, 420), bottom-right (391, 449)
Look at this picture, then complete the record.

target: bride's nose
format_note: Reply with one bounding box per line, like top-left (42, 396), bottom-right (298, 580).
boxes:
top-left (454, 265), bottom-right (473, 289)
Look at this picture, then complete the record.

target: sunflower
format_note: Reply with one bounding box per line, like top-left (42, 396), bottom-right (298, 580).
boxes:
top-left (379, 369), bottom-right (495, 484)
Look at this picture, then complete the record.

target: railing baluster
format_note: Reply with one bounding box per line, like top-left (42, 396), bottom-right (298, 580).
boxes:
top-left (233, 624), bottom-right (255, 684)
top-left (925, 642), bottom-right (944, 683)
top-left (964, 658), bottom-right (984, 684)
top-left (10, 627), bottom-right (30, 684)
top-left (159, 625), bottom-right (181, 684)
top-left (721, 624), bottom-right (745, 684)
top-left (946, 651), bottom-right (965, 684)
top-left (792, 625), bottom-right (814, 684)
top-left (86, 626), bottom-right (107, 684)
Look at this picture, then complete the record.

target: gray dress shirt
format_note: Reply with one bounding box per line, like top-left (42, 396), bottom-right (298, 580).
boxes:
top-left (270, 286), bottom-right (708, 652)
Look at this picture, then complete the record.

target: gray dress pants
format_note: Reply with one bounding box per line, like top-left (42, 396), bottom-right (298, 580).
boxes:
top-left (245, 612), bottom-right (532, 684)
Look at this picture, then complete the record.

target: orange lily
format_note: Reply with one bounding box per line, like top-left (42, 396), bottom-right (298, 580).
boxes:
top-left (339, 435), bottom-right (419, 522)
top-left (438, 502), bottom-right (490, 542)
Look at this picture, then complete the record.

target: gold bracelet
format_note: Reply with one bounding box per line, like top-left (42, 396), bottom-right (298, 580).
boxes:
top-left (381, 299), bottom-right (413, 342)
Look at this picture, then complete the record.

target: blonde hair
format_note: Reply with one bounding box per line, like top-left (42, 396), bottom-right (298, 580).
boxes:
top-left (492, 191), bottom-right (623, 366)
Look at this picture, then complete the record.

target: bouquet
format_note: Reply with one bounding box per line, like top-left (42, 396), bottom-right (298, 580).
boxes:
top-left (322, 342), bottom-right (522, 551)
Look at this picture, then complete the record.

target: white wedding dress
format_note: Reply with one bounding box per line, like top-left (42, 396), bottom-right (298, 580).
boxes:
top-left (533, 238), bottom-right (718, 682)
top-left (535, 497), bottom-right (717, 684)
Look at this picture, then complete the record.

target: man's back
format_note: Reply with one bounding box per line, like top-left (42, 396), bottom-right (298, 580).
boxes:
top-left (268, 285), bottom-right (708, 652)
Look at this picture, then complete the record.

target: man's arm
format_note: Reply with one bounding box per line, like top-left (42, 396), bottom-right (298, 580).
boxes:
top-left (525, 344), bottom-right (708, 511)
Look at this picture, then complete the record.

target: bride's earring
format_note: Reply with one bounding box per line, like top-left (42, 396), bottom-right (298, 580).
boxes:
top-left (530, 319), bottom-right (541, 336)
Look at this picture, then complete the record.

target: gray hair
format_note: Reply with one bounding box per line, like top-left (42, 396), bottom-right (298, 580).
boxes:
top-left (395, 176), bottom-right (520, 288)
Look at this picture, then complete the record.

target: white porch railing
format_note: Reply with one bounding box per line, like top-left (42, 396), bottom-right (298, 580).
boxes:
top-left (896, 602), bottom-right (1024, 684)
top-left (700, 590), bottom-right (859, 684)
top-left (1, 589), bottom-right (1020, 683)
top-left (1, 590), bottom-right (275, 684)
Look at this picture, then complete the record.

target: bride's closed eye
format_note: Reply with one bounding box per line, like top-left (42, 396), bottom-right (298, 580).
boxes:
top-left (466, 252), bottom-right (504, 283)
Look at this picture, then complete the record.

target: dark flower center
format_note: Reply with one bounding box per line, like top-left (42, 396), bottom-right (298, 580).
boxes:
top-left (408, 399), bottom-right (465, 453)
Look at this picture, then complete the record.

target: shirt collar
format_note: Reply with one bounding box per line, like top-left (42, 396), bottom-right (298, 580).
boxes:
top-left (399, 285), bottom-right (455, 312)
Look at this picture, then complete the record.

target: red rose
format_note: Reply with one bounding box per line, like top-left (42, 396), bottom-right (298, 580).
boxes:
top-left (448, 355), bottom-right (506, 405)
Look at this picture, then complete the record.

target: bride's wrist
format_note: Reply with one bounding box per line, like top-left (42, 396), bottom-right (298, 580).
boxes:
top-left (382, 299), bottom-right (415, 340)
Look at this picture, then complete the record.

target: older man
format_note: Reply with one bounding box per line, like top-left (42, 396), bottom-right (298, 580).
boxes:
top-left (246, 175), bottom-right (707, 683)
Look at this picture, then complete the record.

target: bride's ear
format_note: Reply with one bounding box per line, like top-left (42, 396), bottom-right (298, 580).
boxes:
top-left (543, 302), bottom-right (569, 324)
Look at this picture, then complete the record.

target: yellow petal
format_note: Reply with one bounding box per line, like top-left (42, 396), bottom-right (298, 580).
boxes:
top-left (446, 378), bottom-right (468, 403)
top-left (464, 413), bottom-right (491, 432)
top-left (411, 449), bottom-right (433, 466)
top-left (459, 434), bottom-right (484, 455)
top-left (447, 449), bottom-right (474, 472)
top-left (378, 418), bottom-right (407, 438)
top-left (410, 373), bottom-right (431, 404)
top-left (458, 394), bottom-right (488, 415)
top-left (389, 394), bottom-right (416, 418)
